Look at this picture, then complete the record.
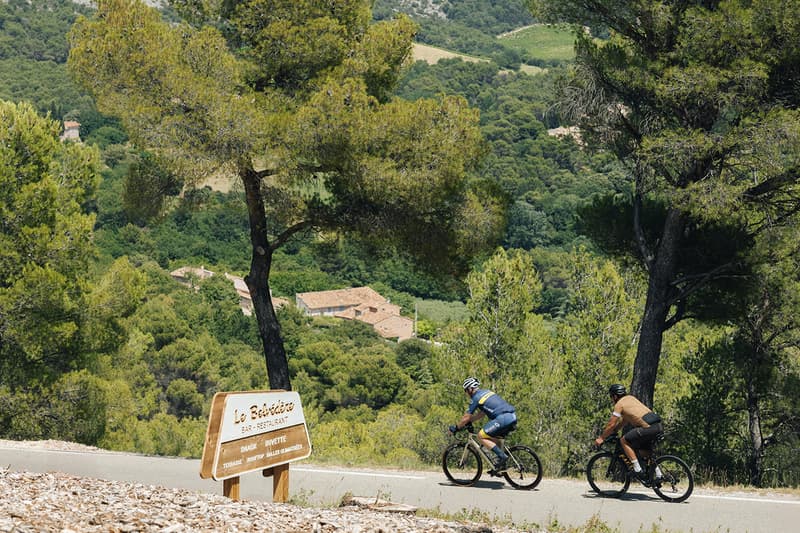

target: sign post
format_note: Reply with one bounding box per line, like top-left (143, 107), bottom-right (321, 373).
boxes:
top-left (200, 390), bottom-right (311, 502)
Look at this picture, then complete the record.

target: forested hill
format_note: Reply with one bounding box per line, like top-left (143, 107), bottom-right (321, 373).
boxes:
top-left (1, 0), bottom-right (799, 493)
top-left (375, 0), bottom-right (536, 68)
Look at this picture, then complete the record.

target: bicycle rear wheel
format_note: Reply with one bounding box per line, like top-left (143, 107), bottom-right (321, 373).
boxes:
top-left (652, 455), bottom-right (693, 502)
top-left (502, 445), bottom-right (542, 489)
top-left (586, 452), bottom-right (630, 497)
top-left (442, 442), bottom-right (482, 486)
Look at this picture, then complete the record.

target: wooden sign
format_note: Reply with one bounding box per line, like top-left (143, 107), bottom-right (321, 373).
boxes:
top-left (200, 390), bottom-right (311, 481)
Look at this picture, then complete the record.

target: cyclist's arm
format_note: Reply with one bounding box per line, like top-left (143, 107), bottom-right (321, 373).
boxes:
top-left (455, 410), bottom-right (485, 430)
top-left (595, 413), bottom-right (622, 445)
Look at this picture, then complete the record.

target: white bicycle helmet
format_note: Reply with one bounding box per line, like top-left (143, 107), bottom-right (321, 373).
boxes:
top-left (462, 377), bottom-right (480, 390)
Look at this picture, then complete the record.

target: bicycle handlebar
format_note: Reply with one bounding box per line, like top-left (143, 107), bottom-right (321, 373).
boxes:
top-left (450, 422), bottom-right (476, 435)
top-left (594, 433), bottom-right (619, 450)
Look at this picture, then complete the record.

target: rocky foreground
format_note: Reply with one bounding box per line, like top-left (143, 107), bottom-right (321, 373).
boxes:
top-left (0, 441), bottom-right (526, 533)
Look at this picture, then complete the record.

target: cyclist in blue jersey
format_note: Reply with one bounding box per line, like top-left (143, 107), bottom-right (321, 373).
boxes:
top-left (449, 377), bottom-right (517, 471)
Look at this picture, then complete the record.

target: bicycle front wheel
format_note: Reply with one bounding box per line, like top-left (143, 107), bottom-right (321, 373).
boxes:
top-left (442, 442), bottom-right (482, 486)
top-left (502, 445), bottom-right (542, 489)
top-left (587, 452), bottom-right (630, 497)
top-left (652, 455), bottom-right (693, 503)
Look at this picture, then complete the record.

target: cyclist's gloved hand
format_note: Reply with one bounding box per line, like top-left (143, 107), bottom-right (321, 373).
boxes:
top-left (448, 425), bottom-right (458, 434)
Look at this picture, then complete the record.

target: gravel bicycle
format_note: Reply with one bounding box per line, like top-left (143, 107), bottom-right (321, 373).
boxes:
top-left (442, 423), bottom-right (542, 489)
top-left (586, 433), bottom-right (694, 502)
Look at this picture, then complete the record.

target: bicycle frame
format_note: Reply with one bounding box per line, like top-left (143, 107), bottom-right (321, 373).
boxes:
top-left (587, 433), bottom-right (694, 502)
top-left (442, 423), bottom-right (543, 489)
top-left (460, 431), bottom-right (508, 470)
top-left (610, 434), bottom-right (661, 473)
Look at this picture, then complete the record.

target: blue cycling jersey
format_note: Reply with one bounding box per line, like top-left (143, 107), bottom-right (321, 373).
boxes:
top-left (467, 389), bottom-right (516, 419)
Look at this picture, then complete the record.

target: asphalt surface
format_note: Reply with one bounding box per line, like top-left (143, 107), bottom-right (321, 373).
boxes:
top-left (1, 444), bottom-right (798, 532)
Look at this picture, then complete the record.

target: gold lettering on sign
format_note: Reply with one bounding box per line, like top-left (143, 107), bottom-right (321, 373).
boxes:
top-left (232, 399), bottom-right (295, 425)
top-left (214, 423), bottom-right (309, 479)
top-left (249, 399), bottom-right (295, 419)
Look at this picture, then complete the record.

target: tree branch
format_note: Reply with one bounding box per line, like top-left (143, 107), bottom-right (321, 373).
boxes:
top-left (668, 262), bottom-right (744, 307)
top-left (743, 170), bottom-right (800, 199)
top-left (662, 298), bottom-right (686, 331)
top-left (269, 220), bottom-right (313, 253)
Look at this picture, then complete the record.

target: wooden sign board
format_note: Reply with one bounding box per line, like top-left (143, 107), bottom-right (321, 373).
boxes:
top-left (200, 390), bottom-right (311, 481)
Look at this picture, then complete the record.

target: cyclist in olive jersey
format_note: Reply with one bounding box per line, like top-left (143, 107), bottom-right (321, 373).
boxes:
top-left (595, 384), bottom-right (664, 483)
top-left (449, 377), bottom-right (517, 472)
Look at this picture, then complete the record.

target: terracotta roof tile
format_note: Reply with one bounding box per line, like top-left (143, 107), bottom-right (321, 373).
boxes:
top-left (296, 287), bottom-right (386, 310)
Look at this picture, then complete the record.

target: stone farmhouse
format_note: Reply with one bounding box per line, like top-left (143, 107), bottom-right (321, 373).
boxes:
top-left (60, 121), bottom-right (81, 142)
top-left (169, 265), bottom-right (214, 286)
top-left (295, 287), bottom-right (414, 341)
top-left (169, 268), bottom-right (413, 341)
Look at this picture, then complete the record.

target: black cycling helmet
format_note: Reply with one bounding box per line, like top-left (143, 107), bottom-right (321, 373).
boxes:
top-left (463, 377), bottom-right (480, 391)
top-left (609, 384), bottom-right (627, 397)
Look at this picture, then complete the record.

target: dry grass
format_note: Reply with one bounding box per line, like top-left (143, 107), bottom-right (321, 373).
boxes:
top-left (411, 43), bottom-right (488, 65)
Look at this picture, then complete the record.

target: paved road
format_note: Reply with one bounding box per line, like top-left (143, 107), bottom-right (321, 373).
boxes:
top-left (1, 445), bottom-right (798, 532)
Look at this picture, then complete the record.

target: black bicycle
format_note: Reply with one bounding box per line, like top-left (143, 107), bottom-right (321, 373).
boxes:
top-left (442, 423), bottom-right (542, 489)
top-left (586, 433), bottom-right (694, 502)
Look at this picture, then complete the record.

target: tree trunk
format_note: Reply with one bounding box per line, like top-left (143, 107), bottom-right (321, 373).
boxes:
top-left (241, 167), bottom-right (292, 391)
top-left (745, 377), bottom-right (765, 486)
top-left (631, 208), bottom-right (684, 408)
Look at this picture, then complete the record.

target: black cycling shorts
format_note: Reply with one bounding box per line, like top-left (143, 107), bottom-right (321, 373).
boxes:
top-left (623, 422), bottom-right (663, 450)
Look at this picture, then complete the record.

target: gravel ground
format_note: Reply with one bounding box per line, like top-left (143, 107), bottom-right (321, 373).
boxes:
top-left (0, 440), bottom-right (527, 533)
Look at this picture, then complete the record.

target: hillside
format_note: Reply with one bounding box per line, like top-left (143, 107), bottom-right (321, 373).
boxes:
top-left (2, 0), bottom-right (800, 496)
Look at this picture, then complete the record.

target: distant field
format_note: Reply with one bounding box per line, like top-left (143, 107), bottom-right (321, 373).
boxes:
top-left (415, 298), bottom-right (468, 323)
top-left (412, 43), bottom-right (488, 65)
top-left (498, 24), bottom-right (576, 62)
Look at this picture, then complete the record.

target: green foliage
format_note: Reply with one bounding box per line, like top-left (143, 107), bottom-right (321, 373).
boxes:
top-left (557, 251), bottom-right (639, 429)
top-left (166, 378), bottom-right (205, 418)
top-left (123, 152), bottom-right (183, 225)
top-left (319, 348), bottom-right (409, 410)
top-left (83, 257), bottom-right (147, 353)
top-left (395, 339), bottom-right (434, 381)
top-left (84, 125), bottom-right (128, 149)
top-left (129, 412), bottom-right (206, 458)
top-left (530, 0), bottom-right (800, 413)
top-left (673, 337), bottom-right (744, 484)
top-left (0, 0), bottom-right (92, 62)
top-left (437, 248), bottom-right (543, 382)
top-left (0, 100), bottom-right (100, 384)
top-left (0, 370), bottom-right (107, 445)
top-left (48, 370), bottom-right (109, 444)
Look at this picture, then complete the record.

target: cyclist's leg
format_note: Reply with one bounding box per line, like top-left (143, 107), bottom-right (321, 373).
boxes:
top-left (631, 423), bottom-right (663, 455)
top-left (477, 428), bottom-right (500, 449)
top-left (480, 414), bottom-right (516, 466)
top-left (623, 424), bottom-right (663, 478)
top-left (639, 424), bottom-right (664, 477)
top-left (619, 430), bottom-right (639, 464)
